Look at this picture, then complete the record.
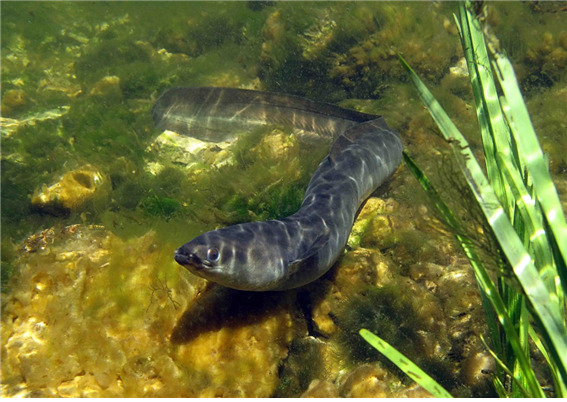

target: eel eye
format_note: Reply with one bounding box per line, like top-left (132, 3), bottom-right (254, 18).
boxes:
top-left (206, 247), bottom-right (220, 263)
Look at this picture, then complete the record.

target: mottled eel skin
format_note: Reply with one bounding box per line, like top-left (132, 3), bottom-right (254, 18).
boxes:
top-left (152, 87), bottom-right (403, 291)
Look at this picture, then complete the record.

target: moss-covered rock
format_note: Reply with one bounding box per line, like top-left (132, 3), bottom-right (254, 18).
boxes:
top-left (1, 89), bottom-right (28, 116)
top-left (31, 164), bottom-right (111, 216)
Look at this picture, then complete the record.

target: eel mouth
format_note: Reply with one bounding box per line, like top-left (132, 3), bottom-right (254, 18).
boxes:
top-left (174, 250), bottom-right (205, 270)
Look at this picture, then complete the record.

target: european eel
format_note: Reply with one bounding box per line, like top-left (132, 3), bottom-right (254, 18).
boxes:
top-left (152, 87), bottom-right (403, 291)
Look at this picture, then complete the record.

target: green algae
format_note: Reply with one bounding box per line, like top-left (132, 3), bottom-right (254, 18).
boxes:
top-left (273, 337), bottom-right (326, 397)
top-left (333, 285), bottom-right (455, 387)
top-left (139, 196), bottom-right (182, 220)
top-left (258, 2), bottom-right (461, 100)
top-left (177, 126), bottom-right (327, 225)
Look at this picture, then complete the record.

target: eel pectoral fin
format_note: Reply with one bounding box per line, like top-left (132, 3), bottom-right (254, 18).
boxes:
top-left (287, 236), bottom-right (329, 276)
top-left (287, 252), bottom-right (319, 277)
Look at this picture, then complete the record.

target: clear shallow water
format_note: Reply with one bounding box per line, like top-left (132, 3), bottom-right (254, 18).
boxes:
top-left (1, 1), bottom-right (566, 397)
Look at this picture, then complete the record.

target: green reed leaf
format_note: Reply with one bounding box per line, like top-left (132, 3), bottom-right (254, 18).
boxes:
top-left (359, 329), bottom-right (453, 398)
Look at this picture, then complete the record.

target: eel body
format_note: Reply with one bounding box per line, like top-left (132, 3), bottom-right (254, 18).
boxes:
top-left (152, 87), bottom-right (403, 291)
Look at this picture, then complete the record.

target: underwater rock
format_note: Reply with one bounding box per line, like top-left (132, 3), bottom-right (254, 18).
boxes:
top-left (37, 65), bottom-right (82, 98)
top-left (338, 362), bottom-right (437, 398)
top-left (526, 83), bottom-right (567, 174)
top-left (541, 46), bottom-right (567, 83)
top-left (558, 32), bottom-right (567, 51)
top-left (170, 284), bottom-right (303, 397)
top-left (299, 9), bottom-right (337, 62)
top-left (90, 75), bottom-right (121, 96)
top-left (273, 336), bottom-right (331, 397)
top-left (0, 117), bottom-right (24, 139)
top-left (2, 225), bottom-right (114, 396)
top-left (146, 130), bottom-right (232, 172)
top-left (486, 4), bottom-right (567, 87)
top-left (148, 121), bottom-right (304, 175)
top-left (330, 249), bottom-right (452, 357)
top-left (174, 309), bottom-right (297, 397)
top-left (260, 10), bottom-right (285, 63)
top-left (251, 131), bottom-right (292, 162)
top-left (338, 363), bottom-right (397, 397)
top-left (0, 106), bottom-right (70, 138)
top-left (309, 248), bottom-right (385, 338)
top-left (31, 164), bottom-right (111, 216)
top-left (300, 379), bottom-right (339, 397)
top-left (460, 350), bottom-right (495, 387)
top-left (348, 198), bottom-right (399, 250)
top-left (440, 57), bottom-right (472, 97)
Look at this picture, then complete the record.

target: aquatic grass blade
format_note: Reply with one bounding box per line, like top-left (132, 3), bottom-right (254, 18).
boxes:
top-left (455, 2), bottom-right (567, 392)
top-left (359, 329), bottom-right (453, 398)
top-left (493, 53), bottom-right (567, 298)
top-left (492, 375), bottom-right (508, 398)
top-left (479, 334), bottom-right (530, 397)
top-left (496, 152), bottom-right (556, 287)
top-left (454, 6), bottom-right (514, 215)
top-left (401, 1), bottom-right (567, 390)
top-left (400, 1), bottom-right (567, 395)
top-left (529, 325), bottom-right (567, 397)
top-left (402, 49), bottom-right (567, 391)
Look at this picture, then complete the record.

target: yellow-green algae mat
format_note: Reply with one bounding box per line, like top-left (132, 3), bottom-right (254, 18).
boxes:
top-left (0, 199), bottom-right (487, 397)
top-left (0, 225), bottom-right (298, 397)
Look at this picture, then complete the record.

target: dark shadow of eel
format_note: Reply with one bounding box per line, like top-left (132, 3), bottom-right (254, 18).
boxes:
top-left (170, 271), bottom-right (339, 344)
top-left (170, 283), bottom-right (285, 344)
